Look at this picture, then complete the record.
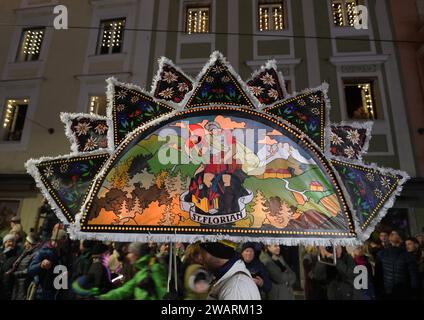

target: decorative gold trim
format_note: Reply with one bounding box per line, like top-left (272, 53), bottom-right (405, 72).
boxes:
top-left (36, 154), bottom-right (109, 223)
top-left (112, 86), bottom-right (174, 147)
top-left (331, 159), bottom-right (401, 230)
top-left (186, 66), bottom-right (255, 109)
top-left (263, 91), bottom-right (326, 149)
top-left (80, 107), bottom-right (355, 237)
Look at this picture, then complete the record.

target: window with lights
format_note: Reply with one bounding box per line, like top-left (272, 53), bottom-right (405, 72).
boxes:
top-left (2, 99), bottom-right (29, 141)
top-left (186, 7), bottom-right (210, 34)
top-left (344, 81), bottom-right (377, 120)
top-left (331, 0), bottom-right (358, 27)
top-left (89, 96), bottom-right (107, 115)
top-left (97, 18), bottom-right (126, 55)
top-left (16, 28), bottom-right (45, 62)
top-left (258, 1), bottom-right (286, 31)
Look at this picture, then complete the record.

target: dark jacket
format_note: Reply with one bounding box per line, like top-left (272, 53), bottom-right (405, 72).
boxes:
top-left (86, 258), bottom-right (112, 295)
top-left (71, 250), bottom-right (92, 282)
top-left (10, 246), bottom-right (40, 300)
top-left (28, 243), bottom-right (61, 300)
top-left (311, 251), bottom-right (355, 300)
top-left (352, 255), bottom-right (375, 300)
top-left (375, 245), bottom-right (420, 299)
top-left (244, 257), bottom-right (272, 298)
top-left (0, 247), bottom-right (20, 300)
top-left (260, 251), bottom-right (296, 300)
top-left (303, 253), bottom-right (327, 300)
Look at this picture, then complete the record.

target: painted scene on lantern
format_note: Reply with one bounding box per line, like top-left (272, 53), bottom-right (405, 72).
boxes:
top-left (87, 115), bottom-right (346, 231)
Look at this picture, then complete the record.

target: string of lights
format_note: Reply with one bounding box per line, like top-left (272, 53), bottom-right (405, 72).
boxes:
top-left (0, 23), bottom-right (422, 44)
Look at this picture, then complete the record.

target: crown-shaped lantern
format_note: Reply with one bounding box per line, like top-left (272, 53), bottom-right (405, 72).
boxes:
top-left (26, 52), bottom-right (409, 245)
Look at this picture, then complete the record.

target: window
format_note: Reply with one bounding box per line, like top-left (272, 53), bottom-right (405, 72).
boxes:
top-left (16, 28), bottom-right (45, 62)
top-left (258, 1), bottom-right (286, 31)
top-left (2, 99), bottom-right (29, 141)
top-left (186, 7), bottom-right (210, 34)
top-left (0, 200), bottom-right (21, 232)
top-left (89, 96), bottom-right (107, 115)
top-left (97, 18), bottom-right (126, 55)
top-left (344, 81), bottom-right (377, 120)
top-left (331, 0), bottom-right (358, 27)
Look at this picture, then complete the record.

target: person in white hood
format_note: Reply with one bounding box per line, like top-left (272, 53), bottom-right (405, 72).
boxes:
top-left (198, 241), bottom-right (261, 300)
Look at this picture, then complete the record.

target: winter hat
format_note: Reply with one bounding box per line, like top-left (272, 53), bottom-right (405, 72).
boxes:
top-left (10, 224), bottom-right (23, 235)
top-left (128, 242), bottom-right (150, 257)
top-left (2, 233), bottom-right (15, 245)
top-left (81, 240), bottom-right (96, 250)
top-left (91, 243), bottom-right (109, 255)
top-left (241, 242), bottom-right (257, 253)
top-left (199, 241), bottom-right (237, 259)
top-left (26, 232), bottom-right (40, 245)
top-left (10, 216), bottom-right (21, 223)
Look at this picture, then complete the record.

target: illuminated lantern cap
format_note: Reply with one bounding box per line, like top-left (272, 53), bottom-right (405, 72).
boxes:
top-left (25, 51), bottom-right (409, 246)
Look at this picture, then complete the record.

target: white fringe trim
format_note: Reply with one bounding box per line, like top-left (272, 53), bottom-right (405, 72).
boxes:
top-left (25, 55), bottom-right (407, 246)
top-left (321, 82), bottom-right (332, 156)
top-left (24, 150), bottom-right (110, 226)
top-left (330, 159), bottom-right (411, 241)
top-left (326, 158), bottom-right (363, 241)
top-left (25, 158), bottom-right (73, 227)
top-left (72, 109), bottom-right (179, 228)
top-left (150, 56), bottom-right (195, 110)
top-left (263, 82), bottom-right (330, 152)
top-left (59, 112), bottom-right (113, 155)
top-left (70, 106), bottom-right (360, 244)
top-left (246, 59), bottom-right (289, 100)
top-left (68, 227), bottom-right (360, 246)
top-left (105, 77), bottom-right (175, 151)
top-left (327, 120), bottom-right (374, 162)
top-left (180, 51), bottom-right (264, 110)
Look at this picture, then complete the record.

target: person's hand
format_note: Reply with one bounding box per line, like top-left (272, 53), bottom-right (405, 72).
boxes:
top-left (335, 246), bottom-right (343, 259)
top-left (159, 244), bottom-right (169, 255)
top-left (253, 276), bottom-right (264, 287)
top-left (319, 246), bottom-right (333, 259)
top-left (319, 246), bottom-right (327, 258)
top-left (41, 259), bottom-right (52, 269)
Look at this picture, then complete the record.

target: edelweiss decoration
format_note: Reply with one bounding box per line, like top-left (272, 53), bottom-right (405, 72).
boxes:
top-left (60, 113), bottom-right (110, 153)
top-left (246, 60), bottom-right (287, 105)
top-left (26, 52), bottom-right (409, 245)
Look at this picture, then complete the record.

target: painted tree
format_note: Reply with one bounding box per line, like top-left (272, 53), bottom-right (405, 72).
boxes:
top-left (156, 171), bottom-right (168, 188)
top-left (129, 169), bottom-right (155, 190)
top-left (279, 201), bottom-right (293, 226)
top-left (161, 174), bottom-right (187, 226)
top-left (251, 190), bottom-right (267, 228)
top-left (132, 196), bottom-right (143, 216)
top-left (108, 158), bottom-right (134, 189)
top-left (173, 172), bottom-right (185, 196)
top-left (165, 172), bottom-right (185, 198)
top-left (159, 203), bottom-right (176, 226)
top-left (264, 196), bottom-right (291, 228)
top-left (116, 199), bottom-right (135, 225)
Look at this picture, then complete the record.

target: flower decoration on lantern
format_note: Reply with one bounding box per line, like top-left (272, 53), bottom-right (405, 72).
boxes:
top-left (26, 52), bottom-right (409, 245)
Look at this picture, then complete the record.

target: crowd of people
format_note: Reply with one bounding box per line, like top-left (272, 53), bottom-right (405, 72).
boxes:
top-left (303, 230), bottom-right (424, 300)
top-left (0, 215), bottom-right (423, 300)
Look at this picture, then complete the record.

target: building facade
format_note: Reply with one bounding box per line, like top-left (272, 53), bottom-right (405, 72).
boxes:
top-left (0, 0), bottom-right (422, 236)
